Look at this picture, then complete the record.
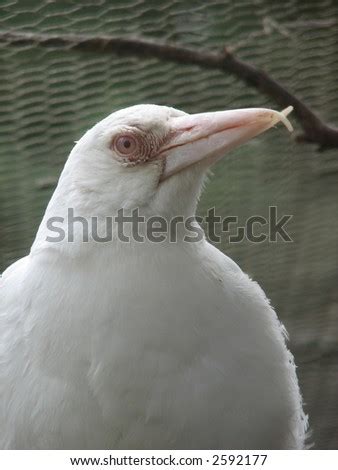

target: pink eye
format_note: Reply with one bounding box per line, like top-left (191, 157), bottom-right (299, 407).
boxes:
top-left (113, 135), bottom-right (138, 156)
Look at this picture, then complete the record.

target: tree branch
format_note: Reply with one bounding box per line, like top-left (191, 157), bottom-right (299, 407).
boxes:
top-left (1, 30), bottom-right (337, 150)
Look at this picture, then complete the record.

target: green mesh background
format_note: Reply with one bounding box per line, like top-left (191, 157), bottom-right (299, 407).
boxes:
top-left (1, 0), bottom-right (338, 449)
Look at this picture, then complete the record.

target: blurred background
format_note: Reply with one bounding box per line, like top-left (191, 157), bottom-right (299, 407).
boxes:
top-left (0, 0), bottom-right (337, 449)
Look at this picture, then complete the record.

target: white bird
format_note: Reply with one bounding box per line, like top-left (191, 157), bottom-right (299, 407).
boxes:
top-left (0, 104), bottom-right (307, 449)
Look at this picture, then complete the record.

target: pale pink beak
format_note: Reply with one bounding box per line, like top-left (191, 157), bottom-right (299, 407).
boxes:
top-left (160, 106), bottom-right (293, 180)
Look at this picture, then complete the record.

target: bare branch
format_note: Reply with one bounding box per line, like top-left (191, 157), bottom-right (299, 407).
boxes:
top-left (1, 30), bottom-right (337, 150)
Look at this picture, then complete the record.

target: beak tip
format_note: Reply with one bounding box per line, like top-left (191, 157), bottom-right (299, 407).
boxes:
top-left (278, 106), bottom-right (294, 132)
top-left (282, 105), bottom-right (294, 116)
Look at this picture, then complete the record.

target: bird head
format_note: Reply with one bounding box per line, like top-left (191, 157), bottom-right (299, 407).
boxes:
top-left (60, 103), bottom-right (293, 219)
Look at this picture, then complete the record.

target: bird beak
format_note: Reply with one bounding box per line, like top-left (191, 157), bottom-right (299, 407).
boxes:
top-left (160, 106), bottom-right (293, 180)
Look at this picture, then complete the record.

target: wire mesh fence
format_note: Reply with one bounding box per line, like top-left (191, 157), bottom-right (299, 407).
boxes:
top-left (0, 0), bottom-right (338, 449)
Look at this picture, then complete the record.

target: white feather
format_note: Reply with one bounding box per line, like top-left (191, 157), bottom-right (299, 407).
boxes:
top-left (0, 104), bottom-right (307, 449)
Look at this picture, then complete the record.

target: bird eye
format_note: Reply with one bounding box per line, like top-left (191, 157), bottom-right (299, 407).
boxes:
top-left (113, 135), bottom-right (138, 156)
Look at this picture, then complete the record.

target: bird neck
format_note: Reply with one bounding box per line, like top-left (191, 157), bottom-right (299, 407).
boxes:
top-left (30, 185), bottom-right (204, 259)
